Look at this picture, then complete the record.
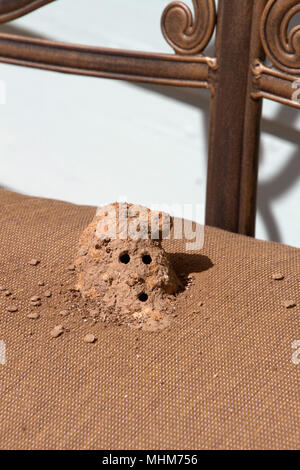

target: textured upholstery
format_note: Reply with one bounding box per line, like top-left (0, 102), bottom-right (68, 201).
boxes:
top-left (0, 189), bottom-right (299, 449)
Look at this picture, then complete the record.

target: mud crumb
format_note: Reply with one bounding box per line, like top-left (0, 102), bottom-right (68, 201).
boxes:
top-left (28, 259), bottom-right (40, 266)
top-left (38, 281), bottom-right (45, 286)
top-left (142, 316), bottom-right (171, 332)
top-left (7, 306), bottom-right (18, 312)
top-left (44, 291), bottom-right (52, 297)
top-left (282, 300), bottom-right (296, 309)
top-left (59, 310), bottom-right (69, 316)
top-left (89, 309), bottom-right (99, 318)
top-left (27, 312), bottom-right (40, 320)
top-left (272, 273), bottom-right (284, 280)
top-left (50, 325), bottom-right (64, 338)
top-left (83, 333), bottom-right (96, 343)
top-left (30, 296), bottom-right (41, 302)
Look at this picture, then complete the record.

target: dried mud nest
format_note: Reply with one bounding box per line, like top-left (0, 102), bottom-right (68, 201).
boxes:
top-left (74, 202), bottom-right (182, 329)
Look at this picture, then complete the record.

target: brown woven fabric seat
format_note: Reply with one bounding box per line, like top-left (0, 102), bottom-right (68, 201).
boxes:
top-left (0, 189), bottom-right (299, 449)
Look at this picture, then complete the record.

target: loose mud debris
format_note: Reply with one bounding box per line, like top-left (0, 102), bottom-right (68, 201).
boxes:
top-left (50, 325), bottom-right (64, 338)
top-left (28, 259), bottom-right (40, 266)
top-left (59, 310), bottom-right (70, 316)
top-left (282, 300), bottom-right (296, 309)
top-left (5, 204), bottom-right (203, 338)
top-left (272, 273), bottom-right (284, 281)
top-left (7, 306), bottom-right (18, 312)
top-left (83, 333), bottom-right (96, 344)
top-left (27, 312), bottom-right (40, 320)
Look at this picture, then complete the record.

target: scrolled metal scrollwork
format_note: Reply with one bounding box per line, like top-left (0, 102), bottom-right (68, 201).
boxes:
top-left (0, 0), bottom-right (55, 24)
top-left (261, 0), bottom-right (300, 75)
top-left (161, 0), bottom-right (216, 55)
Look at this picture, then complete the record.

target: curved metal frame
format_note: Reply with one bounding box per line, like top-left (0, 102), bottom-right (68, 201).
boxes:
top-left (0, 0), bottom-right (217, 90)
top-left (0, 0), bottom-right (54, 23)
top-left (255, 0), bottom-right (300, 109)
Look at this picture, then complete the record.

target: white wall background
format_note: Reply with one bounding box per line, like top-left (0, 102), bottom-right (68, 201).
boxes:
top-left (0, 0), bottom-right (299, 247)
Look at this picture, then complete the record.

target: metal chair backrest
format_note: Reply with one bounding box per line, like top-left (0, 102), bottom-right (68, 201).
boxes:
top-left (0, 0), bottom-right (299, 236)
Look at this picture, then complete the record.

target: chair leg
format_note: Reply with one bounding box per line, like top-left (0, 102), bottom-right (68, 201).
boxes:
top-left (205, 0), bottom-right (267, 237)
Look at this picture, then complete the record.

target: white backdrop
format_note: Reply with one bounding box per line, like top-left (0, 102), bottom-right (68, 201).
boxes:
top-left (0, 0), bottom-right (299, 247)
